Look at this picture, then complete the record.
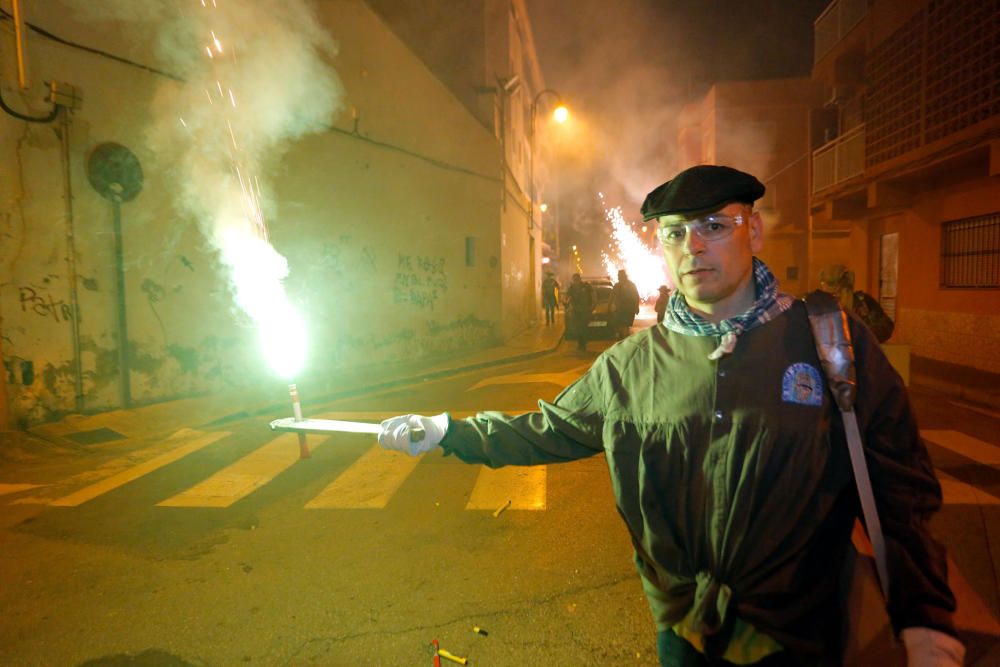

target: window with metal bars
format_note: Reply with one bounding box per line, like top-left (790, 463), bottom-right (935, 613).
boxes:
top-left (940, 213), bottom-right (1000, 288)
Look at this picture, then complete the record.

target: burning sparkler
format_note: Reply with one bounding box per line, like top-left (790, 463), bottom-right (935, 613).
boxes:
top-left (173, 8), bottom-right (320, 358)
top-left (157, 1), bottom-right (341, 456)
top-left (600, 200), bottom-right (668, 298)
top-left (192, 9), bottom-right (310, 455)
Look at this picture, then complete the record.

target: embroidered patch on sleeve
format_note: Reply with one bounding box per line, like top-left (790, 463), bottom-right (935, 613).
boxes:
top-left (781, 363), bottom-right (824, 406)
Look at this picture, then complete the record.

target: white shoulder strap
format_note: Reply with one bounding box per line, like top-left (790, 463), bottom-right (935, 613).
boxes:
top-left (841, 407), bottom-right (891, 600)
top-left (804, 291), bottom-right (890, 601)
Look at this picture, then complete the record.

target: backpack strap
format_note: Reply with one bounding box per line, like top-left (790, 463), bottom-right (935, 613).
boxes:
top-left (804, 290), bottom-right (891, 601)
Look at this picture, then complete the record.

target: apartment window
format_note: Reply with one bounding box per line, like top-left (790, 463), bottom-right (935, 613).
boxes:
top-left (865, 11), bottom-right (922, 166)
top-left (940, 213), bottom-right (1000, 288)
top-left (865, 0), bottom-right (1000, 167)
top-left (925, 0), bottom-right (999, 143)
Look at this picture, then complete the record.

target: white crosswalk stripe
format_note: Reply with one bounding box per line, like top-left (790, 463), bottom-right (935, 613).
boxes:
top-left (923, 429), bottom-right (1000, 465)
top-left (936, 470), bottom-right (1000, 505)
top-left (466, 465), bottom-right (546, 511)
top-left (305, 444), bottom-right (421, 509)
top-left (158, 433), bottom-right (323, 508)
top-left (45, 429), bottom-right (230, 507)
top-left (0, 483), bottom-right (46, 497)
top-left (156, 411), bottom-right (391, 508)
top-left (9, 423), bottom-right (1000, 510)
top-left (921, 430), bottom-right (1000, 506)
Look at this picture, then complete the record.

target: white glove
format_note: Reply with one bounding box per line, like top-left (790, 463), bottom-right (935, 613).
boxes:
top-left (902, 627), bottom-right (965, 667)
top-left (378, 413), bottom-right (449, 456)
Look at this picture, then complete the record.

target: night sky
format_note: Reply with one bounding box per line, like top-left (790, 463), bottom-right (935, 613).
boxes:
top-left (528, 0), bottom-right (831, 93)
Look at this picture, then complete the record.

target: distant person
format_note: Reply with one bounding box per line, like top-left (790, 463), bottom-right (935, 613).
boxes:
top-left (610, 269), bottom-right (641, 338)
top-left (654, 284), bottom-right (669, 324)
top-left (541, 272), bottom-right (560, 326)
top-left (819, 264), bottom-right (895, 343)
top-left (565, 273), bottom-right (595, 352)
top-left (378, 165), bottom-right (960, 666)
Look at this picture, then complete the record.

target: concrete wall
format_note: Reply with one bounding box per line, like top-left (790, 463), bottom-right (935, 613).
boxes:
top-left (0, 0), bottom-right (535, 426)
top-left (347, 0), bottom-right (543, 339)
top-left (886, 177), bottom-right (1000, 373)
top-left (808, 222), bottom-right (869, 292)
top-left (809, 0), bottom-right (1000, 372)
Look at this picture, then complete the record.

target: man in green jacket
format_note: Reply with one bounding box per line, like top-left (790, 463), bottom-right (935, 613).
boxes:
top-left (379, 165), bottom-right (962, 666)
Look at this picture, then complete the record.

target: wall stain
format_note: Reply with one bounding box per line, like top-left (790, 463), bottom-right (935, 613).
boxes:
top-left (141, 279), bottom-right (165, 303)
top-left (79, 336), bottom-right (121, 392)
top-left (130, 346), bottom-right (164, 376)
top-left (41, 361), bottom-right (73, 397)
top-left (167, 344), bottom-right (199, 374)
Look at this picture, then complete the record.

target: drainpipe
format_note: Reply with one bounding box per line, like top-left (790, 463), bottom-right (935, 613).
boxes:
top-left (12, 0), bottom-right (28, 90)
top-left (59, 109), bottom-right (85, 411)
top-left (86, 142), bottom-right (142, 410)
top-left (0, 327), bottom-right (8, 430)
top-left (110, 193), bottom-right (130, 408)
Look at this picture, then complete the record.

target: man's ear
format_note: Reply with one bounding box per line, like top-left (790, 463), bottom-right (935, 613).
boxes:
top-left (749, 211), bottom-right (764, 253)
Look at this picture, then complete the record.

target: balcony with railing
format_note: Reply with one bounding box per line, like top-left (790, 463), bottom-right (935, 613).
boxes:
top-left (814, 0), bottom-right (868, 64)
top-left (812, 124), bottom-right (865, 194)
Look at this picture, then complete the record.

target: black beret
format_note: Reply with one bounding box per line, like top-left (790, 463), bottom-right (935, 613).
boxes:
top-left (640, 165), bottom-right (765, 221)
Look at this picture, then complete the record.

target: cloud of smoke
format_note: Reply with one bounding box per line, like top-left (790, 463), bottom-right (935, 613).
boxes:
top-left (68, 0), bottom-right (343, 377)
top-left (527, 0), bottom-right (687, 213)
top-left (528, 0), bottom-right (800, 231)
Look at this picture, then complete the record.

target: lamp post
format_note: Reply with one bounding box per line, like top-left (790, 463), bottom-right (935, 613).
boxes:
top-left (528, 88), bottom-right (568, 232)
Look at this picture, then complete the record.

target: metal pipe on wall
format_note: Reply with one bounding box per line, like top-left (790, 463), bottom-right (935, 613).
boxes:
top-left (11, 0), bottom-right (29, 89)
top-left (0, 327), bottom-right (8, 430)
top-left (85, 142), bottom-right (142, 411)
top-left (59, 109), bottom-right (85, 411)
top-left (111, 197), bottom-right (130, 408)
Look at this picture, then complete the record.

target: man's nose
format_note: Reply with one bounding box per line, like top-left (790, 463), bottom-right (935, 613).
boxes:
top-left (681, 226), bottom-right (706, 254)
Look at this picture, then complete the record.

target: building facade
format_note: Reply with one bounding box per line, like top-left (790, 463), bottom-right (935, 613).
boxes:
top-left (809, 0), bottom-right (1000, 373)
top-left (367, 0), bottom-right (555, 337)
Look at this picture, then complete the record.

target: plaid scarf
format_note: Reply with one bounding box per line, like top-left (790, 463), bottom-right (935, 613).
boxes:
top-left (663, 257), bottom-right (795, 359)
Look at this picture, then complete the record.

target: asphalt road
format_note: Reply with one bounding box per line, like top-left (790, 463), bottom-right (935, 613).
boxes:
top-left (1, 329), bottom-right (998, 666)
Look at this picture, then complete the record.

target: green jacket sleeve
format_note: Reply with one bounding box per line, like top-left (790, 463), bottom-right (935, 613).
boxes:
top-left (438, 361), bottom-right (607, 467)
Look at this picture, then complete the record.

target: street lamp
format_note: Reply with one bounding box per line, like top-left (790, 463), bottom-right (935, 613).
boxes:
top-left (528, 89), bottom-right (568, 232)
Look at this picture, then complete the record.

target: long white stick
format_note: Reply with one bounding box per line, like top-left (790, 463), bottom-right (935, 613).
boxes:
top-left (270, 417), bottom-right (381, 434)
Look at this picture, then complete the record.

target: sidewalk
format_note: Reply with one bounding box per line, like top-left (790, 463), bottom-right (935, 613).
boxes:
top-left (909, 354), bottom-right (1000, 414)
top-left (18, 319), bottom-right (566, 454)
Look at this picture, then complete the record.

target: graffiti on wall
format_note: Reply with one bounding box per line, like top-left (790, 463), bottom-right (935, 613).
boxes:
top-left (18, 285), bottom-right (73, 323)
top-left (311, 238), bottom-right (377, 281)
top-left (424, 314), bottom-right (497, 354)
top-left (393, 254), bottom-right (448, 310)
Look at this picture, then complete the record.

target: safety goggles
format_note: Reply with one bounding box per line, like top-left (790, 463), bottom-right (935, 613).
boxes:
top-left (657, 214), bottom-right (747, 246)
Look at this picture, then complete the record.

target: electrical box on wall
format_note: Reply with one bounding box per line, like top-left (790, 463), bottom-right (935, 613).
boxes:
top-left (47, 80), bottom-right (82, 110)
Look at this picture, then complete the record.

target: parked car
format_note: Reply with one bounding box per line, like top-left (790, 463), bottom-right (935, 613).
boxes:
top-left (582, 276), bottom-right (613, 289)
top-left (586, 282), bottom-right (616, 339)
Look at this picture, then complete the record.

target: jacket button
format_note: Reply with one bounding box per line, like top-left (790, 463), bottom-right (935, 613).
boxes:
top-left (718, 369), bottom-right (727, 378)
top-left (714, 411), bottom-right (723, 421)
